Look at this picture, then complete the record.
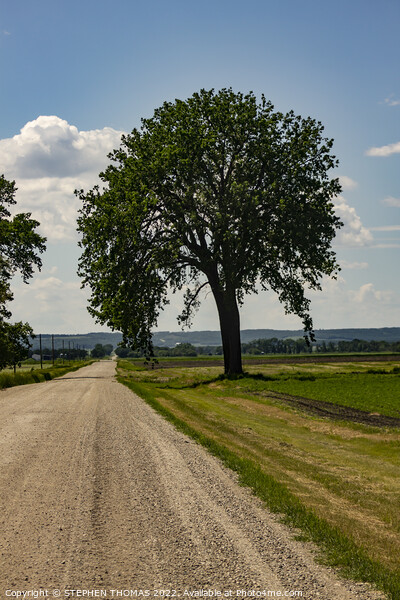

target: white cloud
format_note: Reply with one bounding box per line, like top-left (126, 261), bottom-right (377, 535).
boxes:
top-left (333, 197), bottom-right (373, 247)
top-left (383, 95), bottom-right (400, 107)
top-left (339, 175), bottom-right (358, 190)
top-left (340, 260), bottom-right (368, 270)
top-left (239, 276), bottom-right (400, 330)
top-left (366, 141), bottom-right (400, 157)
top-left (308, 277), bottom-right (399, 328)
top-left (11, 275), bottom-right (103, 334)
top-left (382, 196), bottom-right (400, 207)
top-left (350, 282), bottom-right (393, 304)
top-left (0, 116), bottom-right (125, 241)
top-left (370, 225), bottom-right (400, 231)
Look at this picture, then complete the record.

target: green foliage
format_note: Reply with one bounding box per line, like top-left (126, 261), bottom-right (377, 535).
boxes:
top-left (0, 321), bottom-right (34, 370)
top-left (91, 343), bottom-right (113, 358)
top-left (0, 175), bottom-right (46, 369)
top-left (0, 175), bottom-right (46, 312)
top-left (114, 346), bottom-right (131, 358)
top-left (77, 89), bottom-right (342, 373)
top-left (0, 360), bottom-right (94, 390)
top-left (241, 336), bottom-right (312, 354)
top-left (116, 342), bottom-right (200, 358)
top-left (321, 338), bottom-right (400, 353)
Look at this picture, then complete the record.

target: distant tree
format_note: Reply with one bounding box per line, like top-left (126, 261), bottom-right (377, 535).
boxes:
top-left (196, 345), bottom-right (222, 356)
top-left (115, 346), bottom-right (130, 358)
top-left (171, 342), bottom-right (197, 357)
top-left (103, 343), bottom-right (113, 355)
top-left (77, 89), bottom-right (342, 375)
top-left (91, 343), bottom-right (107, 358)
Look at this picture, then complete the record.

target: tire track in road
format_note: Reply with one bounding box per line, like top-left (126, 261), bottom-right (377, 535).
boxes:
top-left (0, 361), bottom-right (385, 599)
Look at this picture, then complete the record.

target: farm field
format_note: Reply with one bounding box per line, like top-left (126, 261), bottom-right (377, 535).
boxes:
top-left (2, 361), bottom-right (54, 373)
top-left (118, 356), bottom-right (400, 599)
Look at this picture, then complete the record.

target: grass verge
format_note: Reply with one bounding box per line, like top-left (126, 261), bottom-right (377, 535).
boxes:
top-left (0, 360), bottom-right (96, 390)
top-left (117, 359), bottom-right (400, 600)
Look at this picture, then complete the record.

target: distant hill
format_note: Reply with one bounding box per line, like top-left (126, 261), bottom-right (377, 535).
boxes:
top-left (32, 327), bottom-right (400, 350)
top-left (31, 331), bottom-right (123, 350)
top-left (153, 327), bottom-right (400, 346)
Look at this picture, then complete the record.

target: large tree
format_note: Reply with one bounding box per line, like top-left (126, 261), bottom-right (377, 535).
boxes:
top-left (77, 89), bottom-right (342, 375)
top-left (0, 175), bottom-right (46, 368)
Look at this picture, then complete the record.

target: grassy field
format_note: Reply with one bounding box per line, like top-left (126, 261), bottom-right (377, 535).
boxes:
top-left (118, 356), bottom-right (400, 599)
top-left (2, 361), bottom-right (58, 374)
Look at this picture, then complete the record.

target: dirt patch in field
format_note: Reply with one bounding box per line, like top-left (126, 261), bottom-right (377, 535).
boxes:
top-left (265, 390), bottom-right (400, 428)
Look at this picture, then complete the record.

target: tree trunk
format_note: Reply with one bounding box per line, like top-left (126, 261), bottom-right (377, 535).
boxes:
top-left (211, 286), bottom-right (243, 376)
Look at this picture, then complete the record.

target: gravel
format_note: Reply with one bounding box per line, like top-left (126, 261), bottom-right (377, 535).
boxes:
top-left (0, 361), bottom-right (386, 599)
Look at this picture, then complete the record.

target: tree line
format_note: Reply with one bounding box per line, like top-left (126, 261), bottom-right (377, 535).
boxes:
top-left (317, 339), bottom-right (400, 354)
top-left (28, 343), bottom-right (114, 360)
top-left (115, 337), bottom-right (400, 358)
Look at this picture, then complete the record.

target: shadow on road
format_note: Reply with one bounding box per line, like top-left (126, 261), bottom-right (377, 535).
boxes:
top-left (53, 376), bottom-right (113, 380)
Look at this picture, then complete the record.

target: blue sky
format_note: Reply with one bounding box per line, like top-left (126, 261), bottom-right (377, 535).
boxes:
top-left (1, 0), bottom-right (399, 334)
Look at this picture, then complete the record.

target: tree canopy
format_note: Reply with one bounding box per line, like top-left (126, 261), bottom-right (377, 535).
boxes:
top-left (91, 343), bottom-right (114, 358)
top-left (77, 89), bottom-right (342, 374)
top-left (0, 175), bottom-right (46, 369)
top-left (0, 320), bottom-right (34, 371)
top-left (0, 175), bottom-right (46, 314)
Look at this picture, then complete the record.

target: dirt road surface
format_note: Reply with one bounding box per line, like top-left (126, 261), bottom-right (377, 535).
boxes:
top-left (0, 361), bottom-right (384, 599)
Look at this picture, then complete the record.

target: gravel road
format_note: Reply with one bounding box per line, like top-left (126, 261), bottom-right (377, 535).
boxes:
top-left (0, 361), bottom-right (385, 599)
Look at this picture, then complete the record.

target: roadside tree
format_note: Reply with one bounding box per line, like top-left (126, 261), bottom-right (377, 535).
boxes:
top-left (0, 175), bottom-right (46, 370)
top-left (77, 89), bottom-right (342, 375)
top-left (0, 321), bottom-right (34, 372)
top-left (0, 175), bottom-right (46, 316)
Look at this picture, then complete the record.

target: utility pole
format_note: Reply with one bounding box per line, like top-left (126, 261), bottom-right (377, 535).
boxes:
top-left (52, 334), bottom-right (55, 366)
top-left (62, 339), bottom-right (65, 364)
top-left (39, 334), bottom-right (43, 369)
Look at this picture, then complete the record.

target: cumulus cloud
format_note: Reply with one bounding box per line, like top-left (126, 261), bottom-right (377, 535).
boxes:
top-left (338, 175), bottom-right (358, 190)
top-left (0, 116), bottom-right (123, 178)
top-left (240, 276), bottom-right (400, 330)
top-left (11, 274), bottom-right (101, 333)
top-left (350, 282), bottom-right (393, 304)
top-left (307, 276), bottom-right (399, 328)
top-left (366, 141), bottom-right (400, 157)
top-left (333, 197), bottom-right (373, 247)
top-left (0, 116), bottom-right (125, 241)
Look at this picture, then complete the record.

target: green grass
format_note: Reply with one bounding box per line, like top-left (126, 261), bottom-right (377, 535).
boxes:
top-left (247, 369), bottom-right (400, 417)
top-left (0, 360), bottom-right (96, 390)
top-left (118, 357), bottom-right (400, 600)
